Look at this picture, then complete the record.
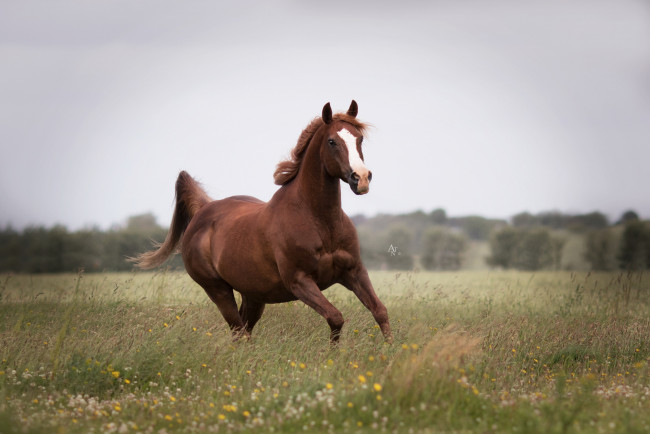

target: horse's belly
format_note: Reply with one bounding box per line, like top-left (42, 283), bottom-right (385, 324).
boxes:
top-left (217, 258), bottom-right (283, 295)
top-left (247, 285), bottom-right (298, 304)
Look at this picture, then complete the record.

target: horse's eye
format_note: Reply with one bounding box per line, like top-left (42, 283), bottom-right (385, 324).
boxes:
top-left (328, 139), bottom-right (336, 147)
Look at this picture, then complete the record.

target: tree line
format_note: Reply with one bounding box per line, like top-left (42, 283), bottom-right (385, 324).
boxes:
top-left (0, 210), bottom-right (647, 273)
top-left (0, 214), bottom-right (183, 273)
top-left (355, 209), bottom-right (647, 271)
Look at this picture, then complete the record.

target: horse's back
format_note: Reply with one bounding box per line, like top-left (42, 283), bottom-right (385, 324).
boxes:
top-left (228, 195), bottom-right (265, 205)
top-left (187, 196), bottom-right (266, 238)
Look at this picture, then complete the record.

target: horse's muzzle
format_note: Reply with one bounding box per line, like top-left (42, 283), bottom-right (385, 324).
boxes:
top-left (348, 170), bottom-right (372, 195)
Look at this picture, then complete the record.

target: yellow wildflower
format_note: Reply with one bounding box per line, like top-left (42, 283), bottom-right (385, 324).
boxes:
top-left (373, 383), bottom-right (382, 392)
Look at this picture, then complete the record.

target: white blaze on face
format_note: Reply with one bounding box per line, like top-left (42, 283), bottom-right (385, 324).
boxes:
top-left (337, 128), bottom-right (367, 173)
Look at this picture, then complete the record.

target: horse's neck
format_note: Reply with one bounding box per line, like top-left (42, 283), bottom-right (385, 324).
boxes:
top-left (293, 145), bottom-right (342, 222)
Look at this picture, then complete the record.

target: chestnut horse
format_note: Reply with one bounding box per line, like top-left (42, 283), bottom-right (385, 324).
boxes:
top-left (133, 101), bottom-right (392, 343)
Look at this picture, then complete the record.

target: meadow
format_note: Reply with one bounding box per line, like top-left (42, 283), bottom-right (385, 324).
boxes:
top-left (0, 270), bottom-right (649, 433)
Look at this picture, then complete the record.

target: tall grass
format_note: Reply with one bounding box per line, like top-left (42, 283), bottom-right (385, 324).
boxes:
top-left (0, 270), bottom-right (649, 433)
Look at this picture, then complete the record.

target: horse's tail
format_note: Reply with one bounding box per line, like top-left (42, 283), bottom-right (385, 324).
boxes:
top-left (130, 171), bottom-right (211, 269)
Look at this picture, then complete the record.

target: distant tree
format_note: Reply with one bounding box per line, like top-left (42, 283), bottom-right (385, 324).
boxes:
top-left (550, 235), bottom-right (566, 270)
top-left (63, 228), bottom-right (105, 272)
top-left (0, 226), bottom-right (21, 272)
top-left (511, 229), bottom-right (553, 271)
top-left (126, 213), bottom-right (161, 232)
top-left (512, 212), bottom-right (538, 227)
top-left (421, 228), bottom-right (467, 270)
top-left (430, 208), bottom-right (447, 225)
top-left (537, 212), bottom-right (569, 229)
top-left (455, 216), bottom-right (495, 240)
top-left (20, 226), bottom-right (68, 273)
top-left (487, 227), bottom-right (520, 268)
top-left (488, 227), bottom-right (565, 270)
top-left (618, 210), bottom-right (640, 225)
top-left (585, 229), bottom-right (615, 271)
top-left (567, 212), bottom-right (609, 231)
top-left (618, 221), bottom-right (648, 270)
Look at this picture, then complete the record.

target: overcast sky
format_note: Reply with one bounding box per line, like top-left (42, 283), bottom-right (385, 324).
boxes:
top-left (1, 0), bottom-right (649, 230)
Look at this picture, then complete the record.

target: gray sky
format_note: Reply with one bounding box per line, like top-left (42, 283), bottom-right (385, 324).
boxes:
top-left (1, 0), bottom-right (649, 230)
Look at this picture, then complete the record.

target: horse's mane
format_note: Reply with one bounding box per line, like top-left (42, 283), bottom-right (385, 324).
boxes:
top-left (273, 113), bottom-right (369, 185)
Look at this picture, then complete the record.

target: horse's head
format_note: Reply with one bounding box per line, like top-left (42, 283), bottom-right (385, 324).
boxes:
top-left (320, 100), bottom-right (372, 195)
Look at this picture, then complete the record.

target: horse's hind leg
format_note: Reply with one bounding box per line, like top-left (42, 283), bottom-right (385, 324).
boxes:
top-left (202, 281), bottom-right (248, 339)
top-left (238, 296), bottom-right (266, 334)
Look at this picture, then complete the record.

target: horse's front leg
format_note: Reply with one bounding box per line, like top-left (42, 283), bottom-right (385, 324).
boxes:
top-left (342, 266), bottom-right (393, 343)
top-left (288, 273), bottom-right (345, 343)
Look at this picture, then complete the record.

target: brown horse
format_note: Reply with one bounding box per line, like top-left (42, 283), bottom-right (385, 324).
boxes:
top-left (132, 101), bottom-right (392, 343)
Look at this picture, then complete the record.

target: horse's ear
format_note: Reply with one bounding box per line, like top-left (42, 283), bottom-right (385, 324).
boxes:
top-left (322, 102), bottom-right (333, 124)
top-left (347, 100), bottom-right (358, 118)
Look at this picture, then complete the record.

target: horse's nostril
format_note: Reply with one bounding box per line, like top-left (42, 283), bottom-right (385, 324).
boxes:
top-left (368, 171), bottom-right (373, 181)
top-left (351, 172), bottom-right (360, 182)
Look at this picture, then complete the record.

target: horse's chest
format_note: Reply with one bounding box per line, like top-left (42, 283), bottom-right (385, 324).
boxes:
top-left (316, 249), bottom-right (355, 284)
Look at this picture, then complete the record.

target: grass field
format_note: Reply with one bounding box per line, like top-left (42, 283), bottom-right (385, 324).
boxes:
top-left (1, 270), bottom-right (649, 433)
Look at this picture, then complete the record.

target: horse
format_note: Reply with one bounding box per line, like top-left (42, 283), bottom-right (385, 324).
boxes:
top-left (132, 101), bottom-right (392, 343)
